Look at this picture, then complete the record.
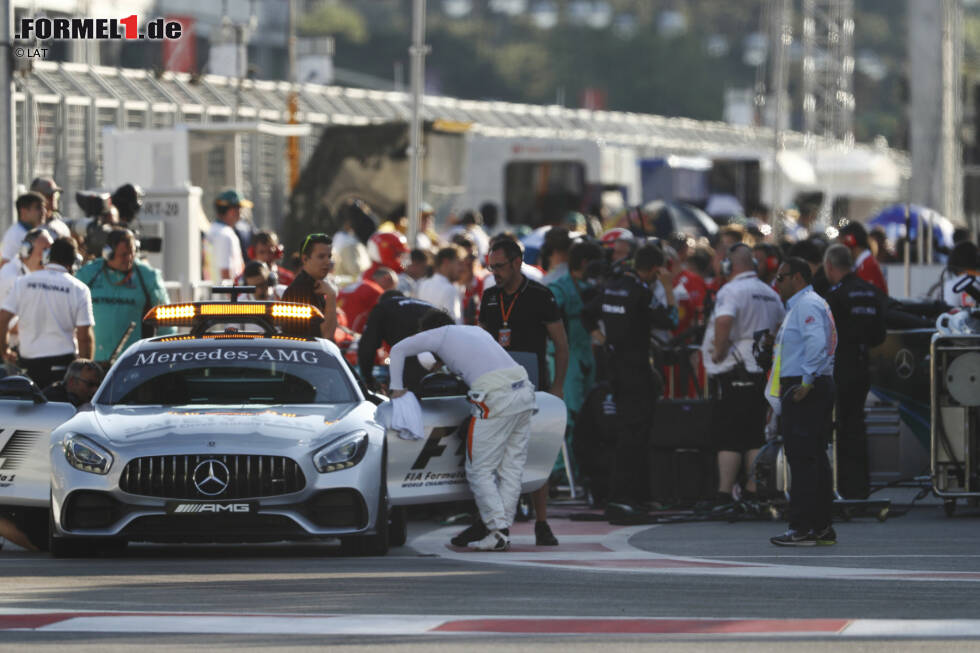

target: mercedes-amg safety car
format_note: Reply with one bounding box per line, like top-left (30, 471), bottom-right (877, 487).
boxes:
top-left (0, 300), bottom-right (565, 557)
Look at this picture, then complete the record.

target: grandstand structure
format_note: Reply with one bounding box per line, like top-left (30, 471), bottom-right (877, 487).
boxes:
top-left (12, 60), bottom-right (909, 229)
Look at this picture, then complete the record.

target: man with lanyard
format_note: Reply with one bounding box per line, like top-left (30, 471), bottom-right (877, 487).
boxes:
top-left (207, 189), bottom-right (248, 283)
top-left (388, 314), bottom-right (537, 552)
top-left (281, 233), bottom-right (337, 341)
top-left (547, 240), bottom-right (603, 493)
top-left (0, 238), bottom-right (94, 388)
top-left (478, 238), bottom-right (568, 547)
top-left (0, 192), bottom-right (45, 267)
top-left (358, 290), bottom-right (446, 394)
top-left (583, 244), bottom-right (673, 521)
top-left (76, 228), bottom-right (173, 362)
top-left (701, 243), bottom-right (784, 506)
top-left (770, 257), bottom-right (838, 546)
top-left (823, 244), bottom-right (886, 500)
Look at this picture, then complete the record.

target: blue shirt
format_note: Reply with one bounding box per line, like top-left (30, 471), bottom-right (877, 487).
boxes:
top-left (771, 285), bottom-right (836, 392)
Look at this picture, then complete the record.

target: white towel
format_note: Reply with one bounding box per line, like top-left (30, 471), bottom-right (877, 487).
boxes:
top-left (391, 391), bottom-right (424, 440)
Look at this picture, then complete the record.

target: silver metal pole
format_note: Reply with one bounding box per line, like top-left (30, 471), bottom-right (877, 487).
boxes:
top-left (407, 0), bottom-right (427, 249)
top-left (0, 0), bottom-right (16, 228)
top-left (904, 203), bottom-right (911, 297)
top-left (769, 0), bottom-right (791, 241)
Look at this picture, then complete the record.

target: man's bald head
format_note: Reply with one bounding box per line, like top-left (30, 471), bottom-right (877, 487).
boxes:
top-left (729, 243), bottom-right (756, 274)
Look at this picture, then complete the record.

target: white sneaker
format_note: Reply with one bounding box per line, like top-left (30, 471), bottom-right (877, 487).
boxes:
top-left (470, 529), bottom-right (510, 551)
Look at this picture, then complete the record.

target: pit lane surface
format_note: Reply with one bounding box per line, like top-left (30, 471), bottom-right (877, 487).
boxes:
top-left (2, 496), bottom-right (980, 651)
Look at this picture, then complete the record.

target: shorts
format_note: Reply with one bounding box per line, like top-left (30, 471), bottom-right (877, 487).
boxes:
top-left (710, 371), bottom-right (767, 452)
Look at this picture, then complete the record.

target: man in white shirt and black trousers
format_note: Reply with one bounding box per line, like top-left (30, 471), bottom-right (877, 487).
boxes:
top-left (388, 312), bottom-right (538, 552)
top-left (701, 243), bottom-right (785, 507)
top-left (0, 237), bottom-right (94, 389)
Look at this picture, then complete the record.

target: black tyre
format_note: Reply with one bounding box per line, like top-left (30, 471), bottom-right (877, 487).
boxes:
top-left (48, 510), bottom-right (127, 558)
top-left (340, 455), bottom-right (390, 557)
top-left (944, 499), bottom-right (956, 518)
top-left (388, 506), bottom-right (407, 547)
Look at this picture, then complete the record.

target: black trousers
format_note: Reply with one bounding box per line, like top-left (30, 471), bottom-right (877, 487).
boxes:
top-left (609, 354), bottom-right (655, 506)
top-left (19, 353), bottom-right (75, 390)
top-left (835, 365), bottom-right (871, 500)
top-left (780, 375), bottom-right (835, 533)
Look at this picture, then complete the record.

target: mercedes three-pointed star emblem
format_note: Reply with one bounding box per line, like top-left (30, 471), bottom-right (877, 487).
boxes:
top-left (193, 459), bottom-right (230, 496)
top-left (895, 348), bottom-right (915, 380)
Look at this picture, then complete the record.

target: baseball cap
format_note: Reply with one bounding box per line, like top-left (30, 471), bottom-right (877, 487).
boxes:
top-left (30, 176), bottom-right (62, 196)
top-left (215, 189), bottom-right (253, 209)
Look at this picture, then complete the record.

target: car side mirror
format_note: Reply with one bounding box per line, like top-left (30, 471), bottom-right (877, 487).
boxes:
top-left (0, 375), bottom-right (47, 404)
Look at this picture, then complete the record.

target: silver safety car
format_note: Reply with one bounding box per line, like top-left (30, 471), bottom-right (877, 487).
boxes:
top-left (0, 300), bottom-right (566, 557)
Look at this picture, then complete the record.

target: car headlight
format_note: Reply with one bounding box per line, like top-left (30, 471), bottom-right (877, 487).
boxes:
top-left (63, 433), bottom-right (113, 475)
top-left (313, 430), bottom-right (368, 473)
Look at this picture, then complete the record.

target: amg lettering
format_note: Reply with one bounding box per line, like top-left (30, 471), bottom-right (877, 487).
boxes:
top-left (175, 503), bottom-right (250, 513)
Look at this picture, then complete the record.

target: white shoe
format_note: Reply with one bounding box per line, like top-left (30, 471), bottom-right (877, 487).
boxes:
top-left (470, 529), bottom-right (510, 551)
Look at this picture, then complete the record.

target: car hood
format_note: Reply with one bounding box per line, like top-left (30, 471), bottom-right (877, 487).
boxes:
top-left (89, 404), bottom-right (362, 447)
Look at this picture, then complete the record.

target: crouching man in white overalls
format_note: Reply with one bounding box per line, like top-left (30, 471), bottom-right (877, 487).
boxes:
top-left (388, 311), bottom-right (536, 551)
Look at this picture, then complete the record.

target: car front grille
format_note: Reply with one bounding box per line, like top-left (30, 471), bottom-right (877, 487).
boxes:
top-left (119, 454), bottom-right (306, 499)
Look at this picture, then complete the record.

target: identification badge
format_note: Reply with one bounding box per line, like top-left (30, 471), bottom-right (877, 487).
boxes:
top-left (498, 327), bottom-right (512, 347)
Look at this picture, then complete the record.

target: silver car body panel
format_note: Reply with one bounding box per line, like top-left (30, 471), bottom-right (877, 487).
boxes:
top-left (1, 334), bottom-right (566, 543)
top-left (0, 400), bottom-right (76, 506)
top-left (382, 393), bottom-right (567, 505)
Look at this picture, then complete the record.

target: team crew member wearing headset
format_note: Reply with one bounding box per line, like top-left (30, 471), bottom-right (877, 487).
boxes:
top-left (770, 257), bottom-right (838, 546)
top-left (583, 244), bottom-right (677, 520)
top-left (823, 244), bottom-right (886, 500)
top-left (701, 243), bottom-right (785, 505)
top-left (838, 222), bottom-right (888, 295)
top-left (388, 313), bottom-right (537, 552)
top-left (0, 238), bottom-right (94, 388)
top-left (75, 229), bottom-right (173, 362)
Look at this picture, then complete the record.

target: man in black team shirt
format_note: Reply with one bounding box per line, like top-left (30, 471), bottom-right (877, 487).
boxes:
top-left (281, 233), bottom-right (337, 340)
top-left (358, 290), bottom-right (449, 394)
top-left (466, 237), bottom-right (569, 547)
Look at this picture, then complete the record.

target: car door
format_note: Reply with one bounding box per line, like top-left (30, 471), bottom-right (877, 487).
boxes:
top-left (385, 391), bottom-right (566, 506)
top-left (0, 379), bottom-right (76, 508)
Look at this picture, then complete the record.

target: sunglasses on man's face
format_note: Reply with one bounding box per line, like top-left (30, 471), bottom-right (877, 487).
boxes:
top-left (488, 258), bottom-right (516, 271)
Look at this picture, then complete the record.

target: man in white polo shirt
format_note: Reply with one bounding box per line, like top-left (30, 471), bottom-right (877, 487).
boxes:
top-left (207, 189), bottom-right (249, 283)
top-left (416, 246), bottom-right (463, 323)
top-left (0, 192), bottom-right (46, 267)
top-left (0, 238), bottom-right (94, 388)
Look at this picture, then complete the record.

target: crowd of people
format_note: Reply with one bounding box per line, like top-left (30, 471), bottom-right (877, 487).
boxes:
top-left (4, 175), bottom-right (977, 551)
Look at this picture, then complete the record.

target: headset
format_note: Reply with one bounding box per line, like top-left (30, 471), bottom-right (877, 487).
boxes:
top-left (19, 227), bottom-right (48, 261)
top-left (720, 242), bottom-right (757, 278)
top-left (248, 231), bottom-right (284, 262)
top-left (102, 228), bottom-right (140, 262)
top-left (842, 233), bottom-right (858, 248)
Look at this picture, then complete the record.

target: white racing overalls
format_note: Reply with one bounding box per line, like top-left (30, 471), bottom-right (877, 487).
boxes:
top-left (464, 366), bottom-right (537, 531)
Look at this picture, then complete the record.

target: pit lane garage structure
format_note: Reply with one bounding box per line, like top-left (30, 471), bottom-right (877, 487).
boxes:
top-left (11, 61), bottom-right (908, 231)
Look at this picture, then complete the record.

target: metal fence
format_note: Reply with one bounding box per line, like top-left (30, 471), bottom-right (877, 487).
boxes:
top-left (12, 60), bottom-right (910, 232)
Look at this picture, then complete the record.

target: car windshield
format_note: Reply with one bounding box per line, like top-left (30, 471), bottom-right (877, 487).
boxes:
top-left (98, 344), bottom-right (358, 406)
